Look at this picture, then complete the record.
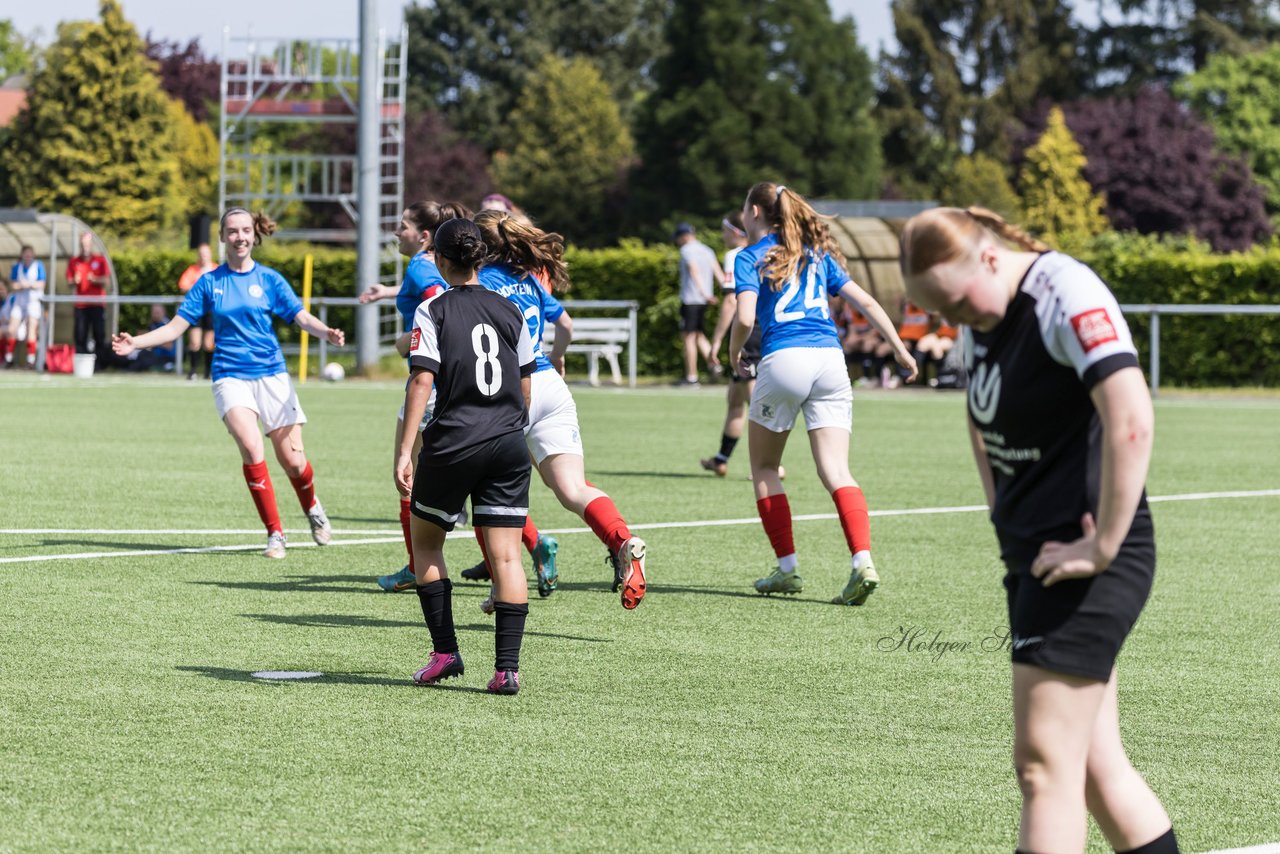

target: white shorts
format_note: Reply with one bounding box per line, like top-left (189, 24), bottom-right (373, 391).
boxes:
top-left (397, 390), bottom-right (435, 433)
top-left (750, 347), bottom-right (852, 433)
top-left (10, 292), bottom-right (41, 322)
top-left (526, 369), bottom-right (583, 464)
top-left (213, 372), bottom-right (308, 434)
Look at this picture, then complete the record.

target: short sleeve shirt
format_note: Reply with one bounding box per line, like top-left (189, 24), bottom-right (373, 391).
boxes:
top-left (678, 240), bottom-right (719, 305)
top-left (177, 262), bottom-right (302, 381)
top-left (478, 263), bottom-right (563, 374)
top-left (396, 252), bottom-right (449, 331)
top-left (967, 252), bottom-right (1143, 561)
top-left (409, 286), bottom-right (537, 463)
top-left (68, 255), bottom-right (109, 308)
top-left (734, 234), bottom-right (849, 357)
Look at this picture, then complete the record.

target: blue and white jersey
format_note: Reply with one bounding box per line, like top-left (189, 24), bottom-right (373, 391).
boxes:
top-left (734, 234), bottom-right (849, 357)
top-left (478, 263), bottom-right (564, 373)
top-left (395, 252), bottom-right (449, 331)
top-left (11, 260), bottom-right (46, 286)
top-left (177, 262), bottom-right (303, 381)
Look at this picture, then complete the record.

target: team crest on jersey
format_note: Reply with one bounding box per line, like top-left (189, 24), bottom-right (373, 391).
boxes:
top-left (248, 284), bottom-right (264, 299)
top-left (968, 362), bottom-right (1002, 425)
top-left (410, 328), bottom-right (421, 351)
top-left (1070, 308), bottom-right (1118, 353)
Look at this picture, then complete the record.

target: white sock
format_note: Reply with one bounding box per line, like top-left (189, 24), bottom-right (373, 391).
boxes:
top-left (853, 550), bottom-right (872, 570)
top-left (778, 554), bottom-right (798, 573)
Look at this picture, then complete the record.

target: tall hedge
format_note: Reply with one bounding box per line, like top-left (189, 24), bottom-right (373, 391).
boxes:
top-left (1083, 239), bottom-right (1280, 387)
top-left (108, 240), bottom-right (1280, 386)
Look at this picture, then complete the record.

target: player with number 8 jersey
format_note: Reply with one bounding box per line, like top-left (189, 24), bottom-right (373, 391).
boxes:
top-left (398, 218), bottom-right (538, 695)
top-left (731, 182), bottom-right (917, 604)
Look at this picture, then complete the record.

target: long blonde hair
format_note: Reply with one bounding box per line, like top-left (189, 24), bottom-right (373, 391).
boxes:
top-left (473, 209), bottom-right (569, 292)
top-left (745, 182), bottom-right (846, 292)
top-left (899, 207), bottom-right (1049, 277)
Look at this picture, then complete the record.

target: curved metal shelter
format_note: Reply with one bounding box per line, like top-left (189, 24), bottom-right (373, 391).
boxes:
top-left (814, 201), bottom-right (935, 324)
top-left (0, 208), bottom-right (119, 351)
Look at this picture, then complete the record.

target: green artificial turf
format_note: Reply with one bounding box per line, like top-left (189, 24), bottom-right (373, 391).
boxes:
top-left (0, 374), bottom-right (1277, 852)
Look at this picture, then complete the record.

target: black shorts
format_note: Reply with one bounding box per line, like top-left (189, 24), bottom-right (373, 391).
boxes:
top-left (198, 313), bottom-right (212, 333)
top-left (680, 303), bottom-right (708, 334)
top-left (410, 431), bottom-right (530, 531)
top-left (1002, 512), bottom-right (1155, 681)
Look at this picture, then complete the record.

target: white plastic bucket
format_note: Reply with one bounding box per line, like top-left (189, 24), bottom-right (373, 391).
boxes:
top-left (72, 354), bottom-right (96, 378)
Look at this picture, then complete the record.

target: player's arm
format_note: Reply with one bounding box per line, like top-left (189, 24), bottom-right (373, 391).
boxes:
top-left (838, 281), bottom-right (917, 382)
top-left (293, 309), bottom-right (344, 346)
top-left (1032, 368), bottom-right (1152, 586)
top-left (709, 290), bottom-right (736, 359)
top-left (112, 316), bottom-right (191, 356)
top-left (728, 290), bottom-right (756, 378)
top-left (359, 283), bottom-right (401, 304)
top-left (549, 312), bottom-right (572, 375)
top-left (394, 331), bottom-right (412, 357)
top-left (967, 419), bottom-right (996, 512)
top-left (396, 367), bottom-right (435, 494)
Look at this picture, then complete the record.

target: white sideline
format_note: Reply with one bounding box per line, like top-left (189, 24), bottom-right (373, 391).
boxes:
top-left (0, 488), bottom-right (1277, 566)
top-left (1202, 845), bottom-right (1280, 854)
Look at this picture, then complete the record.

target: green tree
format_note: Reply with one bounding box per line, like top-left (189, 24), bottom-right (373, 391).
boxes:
top-left (877, 0), bottom-right (1081, 194)
top-left (165, 96), bottom-right (218, 221)
top-left (406, 0), bottom-right (665, 152)
top-left (1, 1), bottom-right (180, 235)
top-left (1176, 44), bottom-right (1280, 218)
top-left (0, 19), bottom-right (35, 79)
top-left (1018, 107), bottom-right (1108, 248)
top-left (491, 56), bottom-right (635, 244)
top-left (631, 0), bottom-right (880, 227)
top-left (939, 153), bottom-right (1023, 219)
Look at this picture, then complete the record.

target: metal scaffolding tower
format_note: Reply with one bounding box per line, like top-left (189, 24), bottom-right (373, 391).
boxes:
top-left (218, 27), bottom-right (408, 351)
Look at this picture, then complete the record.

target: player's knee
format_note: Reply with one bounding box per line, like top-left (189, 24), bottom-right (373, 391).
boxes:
top-left (1013, 757), bottom-right (1057, 801)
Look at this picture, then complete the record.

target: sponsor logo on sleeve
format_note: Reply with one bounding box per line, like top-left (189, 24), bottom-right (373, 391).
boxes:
top-left (1070, 308), bottom-right (1119, 353)
top-left (410, 328), bottom-right (421, 351)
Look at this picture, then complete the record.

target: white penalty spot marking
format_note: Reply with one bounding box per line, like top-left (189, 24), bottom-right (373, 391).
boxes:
top-left (251, 671), bottom-right (324, 681)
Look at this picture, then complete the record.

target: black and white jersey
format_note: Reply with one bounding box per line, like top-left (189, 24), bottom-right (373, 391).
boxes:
top-left (966, 252), bottom-right (1143, 561)
top-left (409, 286), bottom-right (537, 463)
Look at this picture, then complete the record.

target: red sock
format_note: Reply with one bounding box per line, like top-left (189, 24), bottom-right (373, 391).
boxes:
top-left (1, 338), bottom-right (11, 359)
top-left (243, 461), bottom-right (282, 534)
top-left (399, 498), bottom-right (414, 572)
top-left (756, 494), bottom-right (795, 559)
top-left (287, 461), bottom-right (316, 513)
top-left (522, 517), bottom-right (540, 554)
top-left (583, 495), bottom-right (631, 553)
top-left (474, 526), bottom-right (491, 571)
top-left (26, 340), bottom-right (36, 359)
top-left (833, 486), bottom-right (871, 555)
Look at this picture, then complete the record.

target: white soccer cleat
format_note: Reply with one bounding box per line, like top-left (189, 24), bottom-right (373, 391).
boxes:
top-left (307, 502), bottom-right (332, 546)
top-left (264, 531), bottom-right (287, 559)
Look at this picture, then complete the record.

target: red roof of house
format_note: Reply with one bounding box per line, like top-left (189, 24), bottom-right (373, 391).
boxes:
top-left (0, 89), bottom-right (26, 127)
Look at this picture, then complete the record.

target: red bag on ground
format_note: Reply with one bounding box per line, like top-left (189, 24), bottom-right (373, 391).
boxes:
top-left (45, 344), bottom-right (73, 374)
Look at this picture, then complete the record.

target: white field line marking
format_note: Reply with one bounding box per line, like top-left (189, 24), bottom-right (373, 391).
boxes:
top-left (0, 488), bottom-right (1276, 566)
top-left (1201, 844), bottom-right (1280, 854)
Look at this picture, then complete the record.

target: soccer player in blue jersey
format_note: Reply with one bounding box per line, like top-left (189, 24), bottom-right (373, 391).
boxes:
top-left (360, 201), bottom-right (557, 593)
top-left (472, 210), bottom-right (648, 610)
top-left (112, 210), bottom-right (345, 559)
top-left (729, 183), bottom-right (916, 604)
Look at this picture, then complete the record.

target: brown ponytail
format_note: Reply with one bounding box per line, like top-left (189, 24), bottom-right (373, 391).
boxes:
top-left (900, 207), bottom-right (1048, 277)
top-left (744, 182), bottom-right (846, 292)
top-left (473, 210), bottom-right (569, 292)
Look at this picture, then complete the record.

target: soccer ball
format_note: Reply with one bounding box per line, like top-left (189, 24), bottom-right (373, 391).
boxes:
top-left (321, 362), bottom-right (346, 382)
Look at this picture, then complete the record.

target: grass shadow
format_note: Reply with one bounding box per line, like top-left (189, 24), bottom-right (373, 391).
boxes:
top-left (554, 579), bottom-right (833, 605)
top-left (176, 665), bottom-right (494, 694)
top-left (588, 469), bottom-right (713, 480)
top-left (190, 574), bottom-right (386, 595)
top-left (237, 612), bottom-right (611, 643)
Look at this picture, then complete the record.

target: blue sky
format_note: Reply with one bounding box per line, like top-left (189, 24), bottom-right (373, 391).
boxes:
top-left (9, 1), bottom-right (898, 57)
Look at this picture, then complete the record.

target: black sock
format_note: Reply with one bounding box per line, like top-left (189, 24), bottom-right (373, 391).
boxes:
top-left (202, 348), bottom-right (213, 379)
top-left (493, 601), bottom-right (528, 672)
top-left (415, 579), bottom-right (458, 655)
top-left (1118, 828), bottom-right (1179, 854)
top-left (861, 356), bottom-right (875, 378)
top-left (717, 433), bottom-right (738, 461)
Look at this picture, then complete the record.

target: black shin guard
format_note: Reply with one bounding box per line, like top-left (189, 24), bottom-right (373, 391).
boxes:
top-left (416, 579), bottom-right (458, 655)
top-left (717, 433), bottom-right (738, 461)
top-left (493, 601), bottom-right (529, 672)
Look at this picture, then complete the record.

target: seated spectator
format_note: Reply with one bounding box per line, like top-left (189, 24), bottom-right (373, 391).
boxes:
top-left (874, 298), bottom-right (930, 388)
top-left (122, 304), bottom-right (177, 372)
top-left (915, 313), bottom-right (957, 384)
top-left (830, 295), bottom-right (881, 385)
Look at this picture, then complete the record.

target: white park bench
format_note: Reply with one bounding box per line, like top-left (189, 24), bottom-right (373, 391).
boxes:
top-left (543, 299), bottom-right (639, 387)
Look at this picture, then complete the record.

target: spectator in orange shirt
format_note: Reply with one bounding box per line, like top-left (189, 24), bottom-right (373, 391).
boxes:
top-left (67, 232), bottom-right (111, 366)
top-left (177, 243), bottom-right (217, 379)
